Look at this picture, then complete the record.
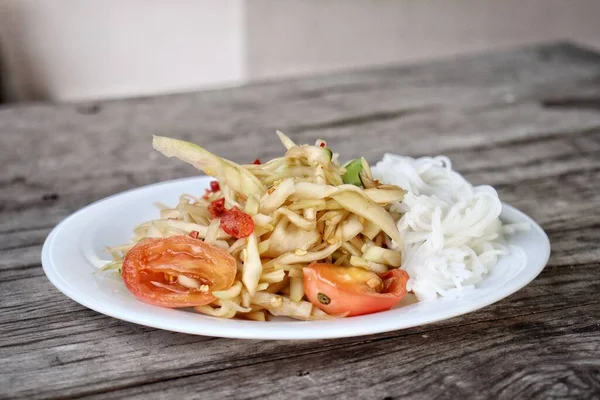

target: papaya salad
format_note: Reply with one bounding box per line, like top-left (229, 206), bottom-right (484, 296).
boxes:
top-left (102, 132), bottom-right (412, 320)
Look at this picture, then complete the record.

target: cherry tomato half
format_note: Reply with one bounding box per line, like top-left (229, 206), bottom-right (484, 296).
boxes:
top-left (303, 264), bottom-right (409, 317)
top-left (122, 235), bottom-right (236, 308)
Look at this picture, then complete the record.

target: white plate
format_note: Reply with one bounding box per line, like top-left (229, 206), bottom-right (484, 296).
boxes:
top-left (42, 176), bottom-right (550, 340)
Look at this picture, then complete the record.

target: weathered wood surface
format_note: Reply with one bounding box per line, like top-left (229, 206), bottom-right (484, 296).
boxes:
top-left (1, 43), bottom-right (600, 399)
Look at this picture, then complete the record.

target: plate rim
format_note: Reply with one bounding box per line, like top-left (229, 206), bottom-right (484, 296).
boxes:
top-left (42, 176), bottom-right (551, 340)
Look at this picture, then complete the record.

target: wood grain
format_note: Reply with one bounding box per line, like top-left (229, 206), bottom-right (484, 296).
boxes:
top-left (1, 42), bottom-right (600, 399)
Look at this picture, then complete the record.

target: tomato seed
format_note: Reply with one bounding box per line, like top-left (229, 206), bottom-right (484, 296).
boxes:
top-left (317, 292), bottom-right (331, 305)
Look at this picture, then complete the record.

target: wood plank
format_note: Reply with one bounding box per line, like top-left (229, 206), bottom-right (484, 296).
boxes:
top-left (1, 43), bottom-right (600, 399)
top-left (1, 259), bottom-right (598, 398)
top-left (4, 300), bottom-right (597, 399)
top-left (2, 110), bottom-right (600, 215)
top-left (3, 88), bottom-right (600, 215)
top-left (3, 151), bottom-right (599, 267)
top-left (1, 45), bottom-right (600, 183)
top-left (84, 304), bottom-right (600, 400)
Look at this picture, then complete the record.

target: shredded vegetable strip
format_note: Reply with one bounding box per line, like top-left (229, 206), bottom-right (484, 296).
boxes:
top-left (106, 131), bottom-right (407, 321)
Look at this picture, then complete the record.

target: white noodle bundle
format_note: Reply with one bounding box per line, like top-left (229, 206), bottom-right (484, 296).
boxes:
top-left (373, 154), bottom-right (523, 301)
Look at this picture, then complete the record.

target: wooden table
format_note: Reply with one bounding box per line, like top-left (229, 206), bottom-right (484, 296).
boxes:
top-left (2, 42), bottom-right (600, 399)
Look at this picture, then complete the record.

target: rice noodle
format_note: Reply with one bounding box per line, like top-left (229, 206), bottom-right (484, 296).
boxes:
top-left (373, 153), bottom-right (527, 301)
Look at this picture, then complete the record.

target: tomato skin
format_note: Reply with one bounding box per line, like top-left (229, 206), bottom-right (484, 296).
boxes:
top-left (220, 207), bottom-right (254, 238)
top-left (303, 264), bottom-right (409, 317)
top-left (122, 236), bottom-right (236, 308)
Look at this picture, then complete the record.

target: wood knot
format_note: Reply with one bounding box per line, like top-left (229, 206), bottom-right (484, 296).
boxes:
top-left (42, 193), bottom-right (59, 201)
top-left (76, 104), bottom-right (102, 115)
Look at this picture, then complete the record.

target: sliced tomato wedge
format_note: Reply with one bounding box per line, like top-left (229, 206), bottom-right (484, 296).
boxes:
top-left (303, 264), bottom-right (409, 317)
top-left (122, 235), bottom-right (236, 308)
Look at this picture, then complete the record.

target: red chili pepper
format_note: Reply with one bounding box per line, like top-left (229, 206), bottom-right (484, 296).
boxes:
top-left (253, 158), bottom-right (261, 165)
top-left (209, 198), bottom-right (226, 219)
top-left (203, 181), bottom-right (221, 199)
top-left (220, 207), bottom-right (254, 238)
top-left (320, 142), bottom-right (326, 147)
top-left (189, 230), bottom-right (200, 239)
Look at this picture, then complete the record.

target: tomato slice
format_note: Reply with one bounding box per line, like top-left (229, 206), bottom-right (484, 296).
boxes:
top-left (220, 207), bottom-right (254, 238)
top-left (303, 264), bottom-right (409, 317)
top-left (122, 235), bottom-right (236, 308)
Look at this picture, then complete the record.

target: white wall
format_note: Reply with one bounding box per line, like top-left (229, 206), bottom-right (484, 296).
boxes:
top-left (0, 0), bottom-right (245, 102)
top-left (1, 0), bottom-right (600, 102)
top-left (247, 0), bottom-right (600, 80)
